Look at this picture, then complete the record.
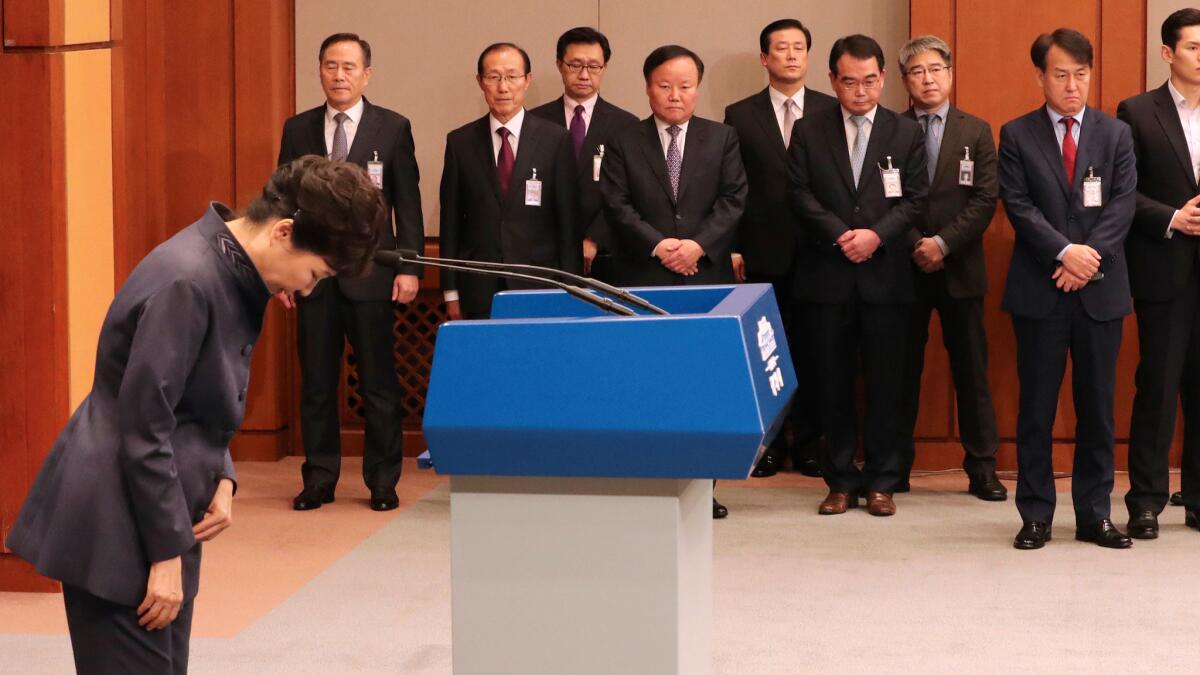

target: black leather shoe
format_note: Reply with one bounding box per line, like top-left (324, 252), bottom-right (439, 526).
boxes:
top-left (1014, 521), bottom-right (1052, 549)
top-left (794, 457), bottom-right (822, 477)
top-left (791, 438), bottom-right (822, 477)
top-left (1171, 491), bottom-right (1184, 506)
top-left (1075, 519), bottom-right (1133, 549)
top-left (293, 487), bottom-right (334, 511)
top-left (752, 453), bottom-right (779, 478)
top-left (968, 473), bottom-right (1008, 501)
top-left (713, 497), bottom-right (728, 519)
top-left (1126, 511), bottom-right (1159, 539)
top-left (370, 488), bottom-right (400, 512)
top-left (893, 480), bottom-right (911, 494)
top-left (1186, 508), bottom-right (1199, 530)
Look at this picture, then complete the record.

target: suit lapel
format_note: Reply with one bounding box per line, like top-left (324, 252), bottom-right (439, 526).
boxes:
top-left (1031, 107), bottom-right (1071, 199)
top-left (676, 118), bottom-right (705, 203)
top-left (474, 117), bottom-right (503, 203)
top-left (933, 108), bottom-right (966, 187)
top-left (1152, 83), bottom-right (1200, 192)
top-left (752, 89), bottom-right (788, 158)
top-left (1070, 109), bottom-right (1101, 195)
top-left (506, 114), bottom-right (542, 207)
top-left (637, 118), bottom-right (676, 203)
top-left (346, 99), bottom-right (377, 165)
top-left (826, 109), bottom-right (856, 195)
top-left (580, 99), bottom-right (611, 177)
top-left (856, 107), bottom-right (894, 193)
top-left (308, 107), bottom-right (328, 157)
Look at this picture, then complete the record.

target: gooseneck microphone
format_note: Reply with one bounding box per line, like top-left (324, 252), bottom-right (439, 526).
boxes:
top-left (374, 250), bottom-right (638, 317)
top-left (395, 249), bottom-right (669, 316)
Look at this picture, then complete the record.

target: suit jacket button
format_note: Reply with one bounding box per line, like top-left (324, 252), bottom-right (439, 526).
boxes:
top-left (675, 214), bottom-right (682, 220)
top-left (854, 206), bottom-right (861, 213)
top-left (238, 389), bottom-right (247, 402)
top-left (242, 345), bottom-right (253, 357)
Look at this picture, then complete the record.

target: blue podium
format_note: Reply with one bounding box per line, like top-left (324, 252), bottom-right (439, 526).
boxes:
top-left (424, 284), bottom-right (796, 674)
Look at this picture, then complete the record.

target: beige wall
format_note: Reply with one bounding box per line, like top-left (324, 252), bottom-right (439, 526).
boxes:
top-left (295, 1), bottom-right (911, 234)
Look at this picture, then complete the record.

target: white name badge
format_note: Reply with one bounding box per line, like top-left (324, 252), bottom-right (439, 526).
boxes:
top-left (525, 168), bottom-right (543, 206)
top-left (367, 155), bottom-right (384, 189)
top-left (881, 168), bottom-right (902, 198)
top-left (958, 160), bottom-right (974, 186)
top-left (1083, 168), bottom-right (1102, 208)
top-left (593, 144), bottom-right (605, 182)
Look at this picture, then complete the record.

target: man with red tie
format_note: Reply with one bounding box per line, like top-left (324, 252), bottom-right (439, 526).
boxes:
top-left (440, 42), bottom-right (581, 319)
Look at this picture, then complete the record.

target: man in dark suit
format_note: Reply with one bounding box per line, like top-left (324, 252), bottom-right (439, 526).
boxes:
top-left (530, 27), bottom-right (638, 281)
top-left (440, 42), bottom-right (581, 320)
top-left (724, 18), bottom-right (836, 479)
top-left (278, 33), bottom-right (424, 512)
top-left (601, 45), bottom-right (747, 517)
top-left (787, 34), bottom-right (928, 517)
top-left (1000, 29), bottom-right (1137, 550)
top-left (1118, 8), bottom-right (1200, 538)
top-left (896, 35), bottom-right (1006, 501)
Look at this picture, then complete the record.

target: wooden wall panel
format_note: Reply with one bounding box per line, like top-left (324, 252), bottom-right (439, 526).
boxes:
top-left (0, 51), bottom-right (68, 591)
top-left (908, 0), bottom-right (1149, 471)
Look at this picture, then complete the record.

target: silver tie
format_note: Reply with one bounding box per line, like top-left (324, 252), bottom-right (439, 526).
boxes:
top-left (923, 114), bottom-right (942, 182)
top-left (666, 125), bottom-right (682, 200)
top-left (331, 112), bottom-right (349, 161)
top-left (782, 100), bottom-right (798, 148)
top-left (850, 114), bottom-right (868, 186)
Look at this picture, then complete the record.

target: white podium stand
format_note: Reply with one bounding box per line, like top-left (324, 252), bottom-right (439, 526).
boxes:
top-left (449, 476), bottom-right (713, 675)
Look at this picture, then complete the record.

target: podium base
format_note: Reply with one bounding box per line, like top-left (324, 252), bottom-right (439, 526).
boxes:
top-left (449, 475), bottom-right (713, 675)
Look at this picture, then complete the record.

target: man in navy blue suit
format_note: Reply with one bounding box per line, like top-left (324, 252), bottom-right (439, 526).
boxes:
top-left (999, 28), bottom-right (1137, 550)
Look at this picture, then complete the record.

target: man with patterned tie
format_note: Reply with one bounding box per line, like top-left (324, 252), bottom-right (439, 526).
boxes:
top-left (530, 27), bottom-right (638, 281)
top-left (724, 18), bottom-right (837, 478)
top-left (439, 42), bottom-right (581, 320)
top-left (600, 45), bottom-right (747, 517)
top-left (277, 33), bottom-right (424, 513)
top-left (786, 34), bottom-right (927, 517)
top-left (897, 35), bottom-right (1006, 501)
top-left (999, 29), bottom-right (1136, 550)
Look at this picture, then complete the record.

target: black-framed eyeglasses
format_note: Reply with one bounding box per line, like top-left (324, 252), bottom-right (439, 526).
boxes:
top-left (562, 62), bottom-right (605, 74)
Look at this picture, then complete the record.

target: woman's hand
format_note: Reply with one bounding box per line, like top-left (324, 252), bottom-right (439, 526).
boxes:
top-left (193, 478), bottom-right (234, 542)
top-left (138, 556), bottom-right (183, 631)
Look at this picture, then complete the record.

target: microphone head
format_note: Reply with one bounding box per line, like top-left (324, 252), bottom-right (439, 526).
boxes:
top-left (373, 250), bottom-right (402, 268)
top-left (396, 249), bottom-right (422, 259)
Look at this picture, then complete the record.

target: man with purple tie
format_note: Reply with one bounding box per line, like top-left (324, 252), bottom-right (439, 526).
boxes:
top-left (439, 42), bottom-right (581, 320)
top-left (530, 27), bottom-right (638, 281)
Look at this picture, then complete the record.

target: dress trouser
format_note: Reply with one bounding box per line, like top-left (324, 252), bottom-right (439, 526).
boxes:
top-left (63, 584), bottom-right (194, 675)
top-left (1012, 293), bottom-right (1122, 526)
top-left (746, 270), bottom-right (820, 454)
top-left (297, 280), bottom-right (404, 492)
top-left (803, 297), bottom-right (910, 494)
top-left (1127, 271), bottom-right (1200, 513)
top-left (898, 270), bottom-right (999, 479)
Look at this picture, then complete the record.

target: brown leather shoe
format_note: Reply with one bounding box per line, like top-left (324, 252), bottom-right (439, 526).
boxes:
top-left (866, 491), bottom-right (896, 517)
top-left (818, 491), bottom-right (858, 515)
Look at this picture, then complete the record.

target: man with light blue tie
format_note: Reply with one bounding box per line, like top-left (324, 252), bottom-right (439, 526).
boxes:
top-left (998, 28), bottom-right (1137, 550)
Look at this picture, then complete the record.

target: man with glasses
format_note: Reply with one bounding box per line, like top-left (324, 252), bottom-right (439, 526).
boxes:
top-left (896, 35), bottom-right (1005, 501)
top-left (439, 42), bottom-right (581, 319)
top-left (723, 19), bottom-right (836, 479)
top-left (787, 34), bottom-right (928, 517)
top-left (531, 27), bottom-right (638, 282)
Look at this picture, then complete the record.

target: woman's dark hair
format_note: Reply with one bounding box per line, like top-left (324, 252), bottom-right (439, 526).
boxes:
top-left (246, 156), bottom-right (385, 277)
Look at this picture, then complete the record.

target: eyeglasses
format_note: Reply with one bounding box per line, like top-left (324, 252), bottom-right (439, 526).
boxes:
top-left (481, 73), bottom-right (528, 87)
top-left (563, 62), bottom-right (605, 74)
top-left (836, 76), bottom-right (881, 91)
top-left (904, 64), bottom-right (949, 79)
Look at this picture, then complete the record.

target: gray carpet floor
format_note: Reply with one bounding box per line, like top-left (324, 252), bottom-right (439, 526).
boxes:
top-left (3, 483), bottom-right (1198, 673)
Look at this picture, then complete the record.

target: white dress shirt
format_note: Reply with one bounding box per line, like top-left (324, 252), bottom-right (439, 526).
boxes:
top-left (842, 104), bottom-right (878, 161)
top-left (1167, 79), bottom-right (1200, 239)
top-left (768, 86), bottom-right (805, 141)
top-left (325, 97), bottom-right (365, 158)
top-left (563, 94), bottom-right (598, 133)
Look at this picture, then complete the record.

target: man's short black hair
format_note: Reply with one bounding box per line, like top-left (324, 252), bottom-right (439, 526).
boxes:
top-left (828, 34), bottom-right (884, 74)
top-left (319, 33), bottom-right (371, 67)
top-left (1162, 8), bottom-right (1200, 49)
top-left (759, 19), bottom-right (813, 54)
top-left (477, 42), bottom-right (532, 76)
top-left (1030, 28), bottom-right (1093, 70)
top-left (556, 27), bottom-right (612, 63)
top-left (642, 45), bottom-right (705, 83)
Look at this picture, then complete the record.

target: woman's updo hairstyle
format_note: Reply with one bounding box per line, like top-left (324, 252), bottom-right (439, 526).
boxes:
top-left (246, 155), bottom-right (386, 277)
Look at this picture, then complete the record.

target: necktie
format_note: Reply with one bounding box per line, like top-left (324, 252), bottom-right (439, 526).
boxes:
top-left (1060, 117), bottom-right (1077, 186)
top-left (850, 115), bottom-right (868, 186)
top-left (923, 114), bottom-right (942, 182)
top-left (666, 125), bottom-right (682, 200)
top-left (570, 105), bottom-right (587, 161)
top-left (331, 112), bottom-right (349, 161)
top-left (782, 100), bottom-right (797, 148)
top-left (496, 127), bottom-right (514, 198)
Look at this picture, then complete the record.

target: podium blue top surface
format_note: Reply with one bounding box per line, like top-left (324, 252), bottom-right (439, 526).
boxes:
top-left (422, 284), bottom-right (796, 480)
